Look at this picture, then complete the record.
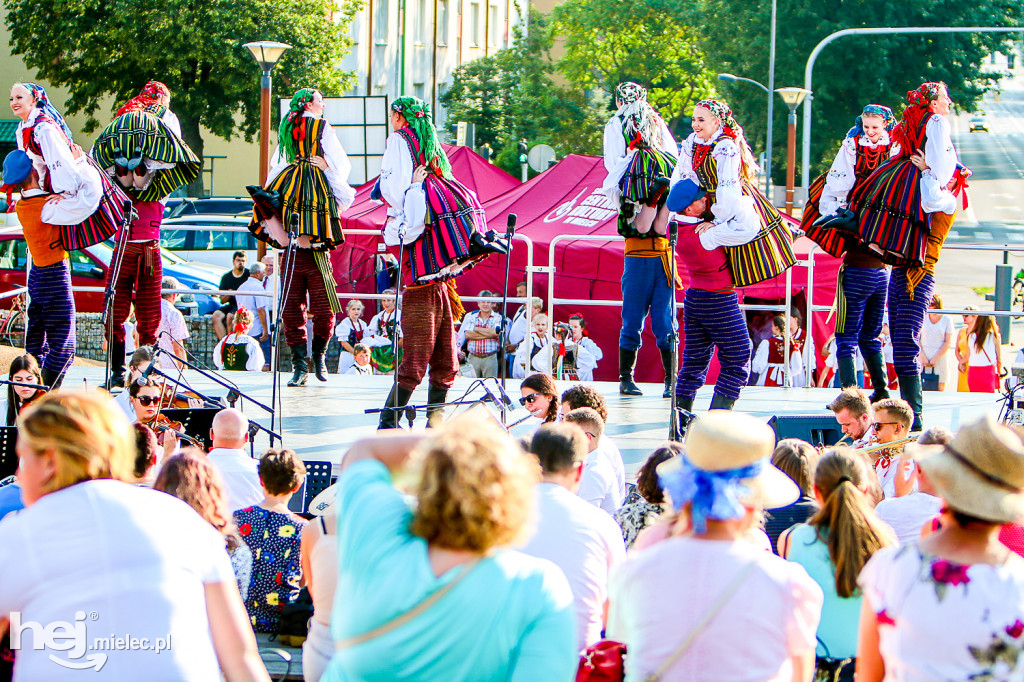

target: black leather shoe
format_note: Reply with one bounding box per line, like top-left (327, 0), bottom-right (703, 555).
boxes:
top-left (468, 231), bottom-right (509, 257)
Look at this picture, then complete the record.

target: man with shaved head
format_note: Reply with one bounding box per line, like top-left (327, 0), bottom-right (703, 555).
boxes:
top-left (206, 408), bottom-right (263, 511)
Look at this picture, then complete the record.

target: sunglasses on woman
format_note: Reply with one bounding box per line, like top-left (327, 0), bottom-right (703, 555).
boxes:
top-left (520, 394), bottom-right (544, 406)
top-left (134, 395), bottom-right (160, 407)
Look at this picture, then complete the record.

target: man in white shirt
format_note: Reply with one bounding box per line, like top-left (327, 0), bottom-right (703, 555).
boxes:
top-left (205, 408), bottom-right (263, 512)
top-left (157, 276), bottom-right (189, 370)
top-left (520, 422), bottom-right (626, 652)
top-left (560, 385), bottom-right (626, 504)
top-left (827, 387), bottom-right (875, 448)
top-left (875, 439), bottom-right (944, 544)
top-left (235, 262), bottom-right (271, 370)
top-left (565, 407), bottom-right (620, 514)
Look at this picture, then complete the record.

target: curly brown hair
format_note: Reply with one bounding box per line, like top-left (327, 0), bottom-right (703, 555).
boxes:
top-left (154, 449), bottom-right (238, 544)
top-left (560, 384), bottom-right (608, 423)
top-left (410, 427), bottom-right (539, 551)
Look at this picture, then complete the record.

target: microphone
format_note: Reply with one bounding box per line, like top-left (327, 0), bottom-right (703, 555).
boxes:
top-left (506, 213), bottom-right (517, 237)
top-left (289, 212), bottom-right (300, 238)
top-left (492, 380), bottom-right (515, 408)
top-left (481, 383), bottom-right (502, 406)
top-left (668, 220), bottom-right (678, 240)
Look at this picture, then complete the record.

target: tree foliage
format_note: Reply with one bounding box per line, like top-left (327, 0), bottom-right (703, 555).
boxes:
top-left (701, 0), bottom-right (1024, 181)
top-left (5, 0), bottom-right (360, 194)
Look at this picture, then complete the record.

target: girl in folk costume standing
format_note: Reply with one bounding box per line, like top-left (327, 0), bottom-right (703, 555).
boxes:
top-left (848, 82), bottom-right (970, 429)
top-left (334, 298), bottom-right (368, 374)
top-left (364, 290), bottom-right (403, 374)
top-left (91, 80), bottom-right (201, 388)
top-left (212, 308), bottom-right (266, 371)
top-left (802, 104), bottom-right (898, 399)
top-left (601, 82), bottom-right (680, 397)
top-left (568, 313), bottom-right (602, 381)
top-left (247, 88), bottom-right (357, 386)
top-left (513, 313), bottom-right (553, 379)
top-left (377, 95), bottom-right (504, 428)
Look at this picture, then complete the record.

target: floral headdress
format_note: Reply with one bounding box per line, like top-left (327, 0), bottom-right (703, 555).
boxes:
top-left (695, 98), bottom-right (741, 140)
top-left (846, 103), bottom-right (896, 138)
top-left (278, 88), bottom-right (318, 165)
top-left (17, 82), bottom-right (74, 143)
top-left (907, 82), bottom-right (946, 108)
top-left (615, 82), bottom-right (660, 150)
top-left (392, 96), bottom-right (452, 179)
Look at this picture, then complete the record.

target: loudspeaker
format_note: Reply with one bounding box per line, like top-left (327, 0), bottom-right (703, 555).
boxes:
top-left (767, 415), bottom-right (843, 448)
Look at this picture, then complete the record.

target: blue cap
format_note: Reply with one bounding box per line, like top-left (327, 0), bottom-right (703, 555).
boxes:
top-left (1, 150), bottom-right (32, 188)
top-left (666, 178), bottom-right (707, 213)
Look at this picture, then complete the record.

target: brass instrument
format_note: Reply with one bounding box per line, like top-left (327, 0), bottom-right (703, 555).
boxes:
top-left (855, 435), bottom-right (918, 455)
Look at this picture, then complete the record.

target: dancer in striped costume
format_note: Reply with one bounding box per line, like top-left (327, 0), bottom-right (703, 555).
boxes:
top-left (851, 83), bottom-right (970, 429)
top-left (802, 105), bottom-right (898, 398)
top-left (248, 88), bottom-right (357, 386)
top-left (601, 82), bottom-right (680, 397)
top-left (377, 96), bottom-right (505, 428)
top-left (91, 81), bottom-right (200, 388)
top-left (667, 178), bottom-right (758, 411)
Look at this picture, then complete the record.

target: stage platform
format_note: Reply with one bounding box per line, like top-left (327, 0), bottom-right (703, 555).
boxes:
top-left (62, 366), bottom-right (1005, 477)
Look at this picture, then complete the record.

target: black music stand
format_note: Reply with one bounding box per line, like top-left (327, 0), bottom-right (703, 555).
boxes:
top-left (160, 408), bottom-right (222, 451)
top-left (0, 427), bottom-right (16, 480)
top-left (287, 460), bottom-right (333, 514)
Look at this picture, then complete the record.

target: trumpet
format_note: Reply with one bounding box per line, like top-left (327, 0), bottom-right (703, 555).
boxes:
top-left (853, 435), bottom-right (918, 455)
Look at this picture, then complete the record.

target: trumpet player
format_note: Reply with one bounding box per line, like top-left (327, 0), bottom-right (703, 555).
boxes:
top-left (868, 398), bottom-right (914, 499)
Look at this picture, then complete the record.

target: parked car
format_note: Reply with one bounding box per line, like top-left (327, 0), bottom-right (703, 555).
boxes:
top-left (0, 226), bottom-right (224, 315)
top-left (970, 116), bottom-right (989, 132)
top-left (164, 197), bottom-right (253, 219)
top-left (160, 215), bottom-right (258, 267)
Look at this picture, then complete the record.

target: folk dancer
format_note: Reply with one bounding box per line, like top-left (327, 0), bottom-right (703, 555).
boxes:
top-left (247, 88), bottom-right (356, 386)
top-left (364, 291), bottom-right (402, 374)
top-left (847, 82), bottom-right (970, 430)
top-left (92, 80), bottom-right (201, 387)
top-left (802, 104), bottom-right (899, 399)
top-left (376, 95), bottom-right (505, 428)
top-left (600, 82), bottom-right (680, 397)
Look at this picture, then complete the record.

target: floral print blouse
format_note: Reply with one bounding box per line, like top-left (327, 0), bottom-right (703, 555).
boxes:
top-left (233, 506), bottom-right (306, 633)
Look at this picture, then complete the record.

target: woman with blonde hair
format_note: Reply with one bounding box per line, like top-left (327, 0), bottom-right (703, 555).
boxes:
top-left (322, 410), bottom-right (576, 681)
top-left (965, 312), bottom-right (1002, 392)
top-left (781, 448), bottom-right (896, 680)
top-left (0, 392), bottom-right (266, 680)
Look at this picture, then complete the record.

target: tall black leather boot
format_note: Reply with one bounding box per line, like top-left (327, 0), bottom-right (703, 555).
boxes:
top-left (619, 347), bottom-right (643, 396)
top-left (287, 345), bottom-right (308, 387)
top-left (709, 393), bottom-right (736, 411)
top-left (427, 385), bottom-right (448, 428)
top-left (379, 384), bottom-right (414, 429)
top-left (103, 336), bottom-right (126, 390)
top-left (864, 352), bottom-right (891, 403)
top-left (898, 373), bottom-right (923, 431)
top-left (661, 348), bottom-right (675, 398)
top-left (674, 396), bottom-right (696, 441)
top-left (41, 367), bottom-right (64, 390)
top-left (837, 355), bottom-right (858, 389)
top-left (311, 336), bottom-right (329, 382)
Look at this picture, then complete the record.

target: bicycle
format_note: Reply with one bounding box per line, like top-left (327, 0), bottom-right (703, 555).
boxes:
top-left (0, 293), bottom-right (27, 349)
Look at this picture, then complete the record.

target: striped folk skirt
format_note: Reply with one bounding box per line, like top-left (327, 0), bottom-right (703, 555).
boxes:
top-left (249, 160), bottom-right (345, 251)
top-left (618, 148), bottom-right (677, 204)
top-left (726, 183), bottom-right (797, 287)
top-left (847, 158), bottom-right (929, 267)
top-left (52, 158), bottom-right (130, 251)
top-left (800, 173), bottom-right (847, 258)
top-left (408, 175), bottom-right (488, 281)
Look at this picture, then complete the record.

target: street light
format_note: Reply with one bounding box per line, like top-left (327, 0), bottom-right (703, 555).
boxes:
top-left (718, 73), bottom-right (772, 197)
top-left (775, 87), bottom-right (811, 214)
top-left (244, 40), bottom-right (291, 259)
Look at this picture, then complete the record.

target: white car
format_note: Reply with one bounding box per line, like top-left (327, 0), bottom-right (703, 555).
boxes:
top-left (160, 215), bottom-right (258, 267)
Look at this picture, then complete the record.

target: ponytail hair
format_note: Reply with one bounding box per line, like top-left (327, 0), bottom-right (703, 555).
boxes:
top-left (278, 88), bottom-right (318, 165)
top-left (810, 448), bottom-right (894, 598)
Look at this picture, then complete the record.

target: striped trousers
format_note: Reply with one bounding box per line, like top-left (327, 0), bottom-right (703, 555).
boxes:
top-left (835, 266), bottom-right (888, 359)
top-left (676, 289), bottom-right (752, 401)
top-left (888, 268), bottom-right (935, 376)
top-left (27, 260), bottom-right (76, 374)
top-left (281, 249), bottom-right (340, 347)
top-left (107, 240), bottom-right (162, 345)
top-left (396, 280), bottom-right (458, 391)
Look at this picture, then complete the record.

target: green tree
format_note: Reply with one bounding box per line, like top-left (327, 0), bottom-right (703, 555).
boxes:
top-left (551, 0), bottom-right (717, 134)
top-left (702, 0), bottom-right (1023, 183)
top-left (5, 0), bottom-right (360, 195)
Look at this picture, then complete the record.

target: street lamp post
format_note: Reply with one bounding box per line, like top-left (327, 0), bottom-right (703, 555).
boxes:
top-left (718, 72), bottom-right (772, 197)
top-left (243, 40), bottom-right (291, 259)
top-left (775, 87), bottom-right (810, 215)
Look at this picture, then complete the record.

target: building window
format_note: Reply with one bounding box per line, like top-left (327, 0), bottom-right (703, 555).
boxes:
top-left (414, 0), bottom-right (427, 44)
top-left (488, 4), bottom-right (498, 46)
top-left (470, 2), bottom-right (480, 47)
top-left (413, 83), bottom-right (426, 100)
top-left (373, 0), bottom-right (388, 44)
top-left (438, 0), bottom-right (449, 45)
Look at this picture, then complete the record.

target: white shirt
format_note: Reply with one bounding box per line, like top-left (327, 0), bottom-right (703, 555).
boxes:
top-left (507, 306), bottom-right (530, 347)
top-left (920, 115), bottom-right (959, 215)
top-left (671, 131), bottom-right (754, 233)
top-left (532, 338), bottom-right (599, 382)
top-left (345, 362), bottom-right (373, 376)
top-left (380, 132), bottom-right (427, 244)
top-left (597, 435), bottom-right (626, 505)
top-left (577, 449), bottom-right (619, 514)
top-left (0, 480), bottom-right (234, 681)
top-left (967, 332), bottom-right (999, 367)
top-left (921, 313), bottom-right (954, 359)
top-left (212, 334), bottom-right (265, 371)
top-left (266, 111), bottom-right (356, 210)
top-left (21, 166), bottom-right (102, 227)
top-left (157, 298), bottom-right (189, 369)
top-left (17, 108), bottom-right (95, 206)
top-left (819, 132), bottom-right (898, 216)
top-left (874, 493), bottom-right (942, 545)
top-left (751, 334), bottom-right (804, 386)
top-left (521, 483), bottom-right (626, 651)
top-left (234, 277), bottom-right (270, 338)
top-left (513, 331), bottom-right (553, 380)
top-left (607, 536), bottom-right (822, 682)
top-left (206, 448), bottom-right (263, 512)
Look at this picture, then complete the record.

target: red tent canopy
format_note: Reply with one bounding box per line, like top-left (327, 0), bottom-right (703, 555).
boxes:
top-left (457, 154), bottom-right (842, 383)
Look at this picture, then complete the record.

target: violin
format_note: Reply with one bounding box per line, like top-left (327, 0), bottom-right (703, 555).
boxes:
top-left (146, 413), bottom-right (205, 450)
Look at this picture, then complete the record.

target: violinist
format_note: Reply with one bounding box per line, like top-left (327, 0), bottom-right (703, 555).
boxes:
top-left (869, 398), bottom-right (915, 499)
top-left (113, 346), bottom-right (154, 419)
top-left (129, 379), bottom-right (178, 460)
top-left (4, 353), bottom-right (48, 425)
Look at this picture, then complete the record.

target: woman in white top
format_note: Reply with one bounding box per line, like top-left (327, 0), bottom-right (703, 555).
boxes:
top-left (919, 293), bottom-right (954, 391)
top-left (300, 511), bottom-right (339, 682)
top-left (965, 313), bottom-right (1002, 392)
top-left (0, 392), bottom-right (266, 681)
top-left (334, 299), bottom-right (368, 374)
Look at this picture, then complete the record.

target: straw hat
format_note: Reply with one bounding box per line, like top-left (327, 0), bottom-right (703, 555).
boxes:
top-left (661, 411), bottom-right (798, 510)
top-left (907, 414), bottom-right (1024, 523)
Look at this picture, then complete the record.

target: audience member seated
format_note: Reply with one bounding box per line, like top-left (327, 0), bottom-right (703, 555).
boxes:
top-left (323, 412), bottom-right (576, 681)
top-left (828, 387), bottom-right (875, 447)
top-left (233, 448), bottom-right (308, 633)
top-left (131, 423), bottom-right (160, 486)
top-left (344, 343), bottom-right (373, 376)
top-left (112, 346), bottom-right (155, 418)
top-left (613, 443), bottom-right (679, 548)
top-left (560, 384), bottom-right (626, 504)
top-left (300, 505), bottom-right (339, 682)
top-left (869, 398), bottom-right (914, 499)
top-left (781, 449), bottom-right (895, 679)
top-left (154, 449), bottom-right (254, 601)
top-left (564, 407), bottom-right (619, 514)
top-left (857, 415), bottom-right (1024, 681)
top-left (520, 373), bottom-right (560, 423)
top-left (3, 353), bottom-right (45, 425)
top-left (607, 412), bottom-right (823, 680)
top-left (206, 408), bottom-right (263, 512)
top-left (875, 427), bottom-right (950, 545)
top-left (213, 307), bottom-right (266, 371)
top-left (765, 438), bottom-right (820, 554)
top-left (128, 379), bottom-right (177, 460)
top-left (521, 423), bottom-right (626, 651)
top-left (0, 392), bottom-right (265, 679)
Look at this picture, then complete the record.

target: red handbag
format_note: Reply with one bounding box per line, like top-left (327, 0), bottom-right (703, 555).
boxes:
top-left (576, 639), bottom-right (626, 682)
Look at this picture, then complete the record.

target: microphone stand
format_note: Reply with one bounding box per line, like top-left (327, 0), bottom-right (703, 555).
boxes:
top-left (496, 213), bottom-right (517, 426)
top-left (383, 215), bottom-right (408, 426)
top-left (270, 214), bottom-right (300, 440)
top-left (666, 219), bottom-right (682, 441)
top-left (151, 346), bottom-right (276, 415)
top-left (101, 200), bottom-right (134, 388)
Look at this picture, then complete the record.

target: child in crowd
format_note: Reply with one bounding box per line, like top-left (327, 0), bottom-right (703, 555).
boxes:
top-left (751, 315), bottom-right (803, 387)
top-left (233, 449), bottom-right (307, 633)
top-left (334, 299), bottom-right (367, 374)
top-left (567, 313), bottom-right (603, 381)
top-left (4, 353), bottom-right (46, 426)
top-left (513, 313), bottom-right (553, 379)
top-left (213, 308), bottom-right (265, 371)
top-left (345, 343), bottom-right (373, 376)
